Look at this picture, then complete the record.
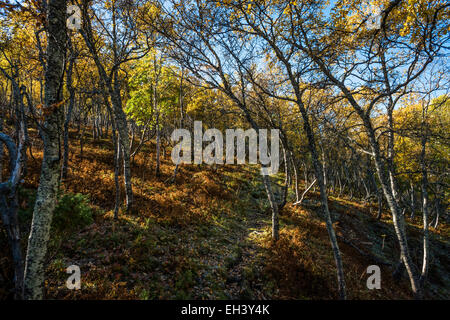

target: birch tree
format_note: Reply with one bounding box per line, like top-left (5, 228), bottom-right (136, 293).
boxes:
top-left (287, 0), bottom-right (449, 297)
top-left (23, 0), bottom-right (67, 299)
top-left (79, 0), bottom-right (149, 212)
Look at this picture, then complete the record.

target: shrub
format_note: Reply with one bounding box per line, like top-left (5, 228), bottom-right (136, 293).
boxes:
top-left (52, 192), bottom-right (94, 233)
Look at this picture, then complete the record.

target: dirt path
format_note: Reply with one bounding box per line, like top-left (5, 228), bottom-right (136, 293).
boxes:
top-left (187, 172), bottom-right (274, 299)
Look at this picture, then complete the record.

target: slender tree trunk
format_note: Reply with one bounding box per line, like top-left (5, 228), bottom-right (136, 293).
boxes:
top-left (171, 69), bottom-right (185, 182)
top-left (419, 110), bottom-right (430, 290)
top-left (113, 130), bottom-right (121, 220)
top-left (290, 152), bottom-right (299, 202)
top-left (303, 161), bottom-right (308, 189)
top-left (262, 174), bottom-right (279, 241)
top-left (420, 148), bottom-right (429, 286)
top-left (155, 112), bottom-right (161, 177)
top-left (387, 111), bottom-right (401, 203)
top-left (110, 87), bottom-right (133, 212)
top-left (297, 100), bottom-right (346, 300)
top-left (0, 129), bottom-right (26, 299)
top-left (278, 145), bottom-right (290, 211)
top-left (61, 53), bottom-right (76, 180)
top-left (362, 115), bottom-right (421, 297)
top-left (321, 146), bottom-right (327, 190)
top-left (410, 182), bottom-right (416, 219)
top-left (129, 122), bottom-right (135, 154)
top-left (433, 199), bottom-right (440, 229)
top-left (23, 0), bottom-right (67, 299)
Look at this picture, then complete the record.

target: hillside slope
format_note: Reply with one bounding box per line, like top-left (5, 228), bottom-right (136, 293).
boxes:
top-left (1, 129), bottom-right (448, 299)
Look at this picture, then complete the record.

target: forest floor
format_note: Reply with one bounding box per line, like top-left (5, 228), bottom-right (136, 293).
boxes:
top-left (1, 128), bottom-right (449, 299)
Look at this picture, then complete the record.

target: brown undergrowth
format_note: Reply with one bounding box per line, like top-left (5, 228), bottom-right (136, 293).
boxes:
top-left (0, 128), bottom-right (448, 299)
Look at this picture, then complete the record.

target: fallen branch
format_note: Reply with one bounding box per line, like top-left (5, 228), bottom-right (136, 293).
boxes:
top-left (294, 178), bottom-right (316, 205)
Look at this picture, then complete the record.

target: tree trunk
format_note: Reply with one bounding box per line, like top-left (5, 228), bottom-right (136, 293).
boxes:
top-left (0, 192), bottom-right (23, 299)
top-left (290, 152), bottom-right (299, 202)
top-left (61, 52), bottom-right (76, 180)
top-left (297, 100), bottom-right (346, 300)
top-left (419, 106), bottom-right (430, 290)
top-left (262, 174), bottom-right (279, 241)
top-left (420, 136), bottom-right (429, 287)
top-left (410, 182), bottom-right (416, 219)
top-left (23, 0), bottom-right (67, 299)
top-left (363, 114), bottom-right (421, 297)
top-left (278, 145), bottom-right (290, 211)
top-left (155, 112), bottom-right (161, 177)
top-left (110, 86), bottom-right (133, 213)
top-left (432, 197), bottom-right (441, 229)
top-left (113, 131), bottom-right (121, 220)
top-left (0, 129), bottom-right (26, 299)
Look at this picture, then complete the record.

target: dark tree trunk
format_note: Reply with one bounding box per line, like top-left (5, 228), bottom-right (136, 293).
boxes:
top-left (0, 129), bottom-right (26, 299)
